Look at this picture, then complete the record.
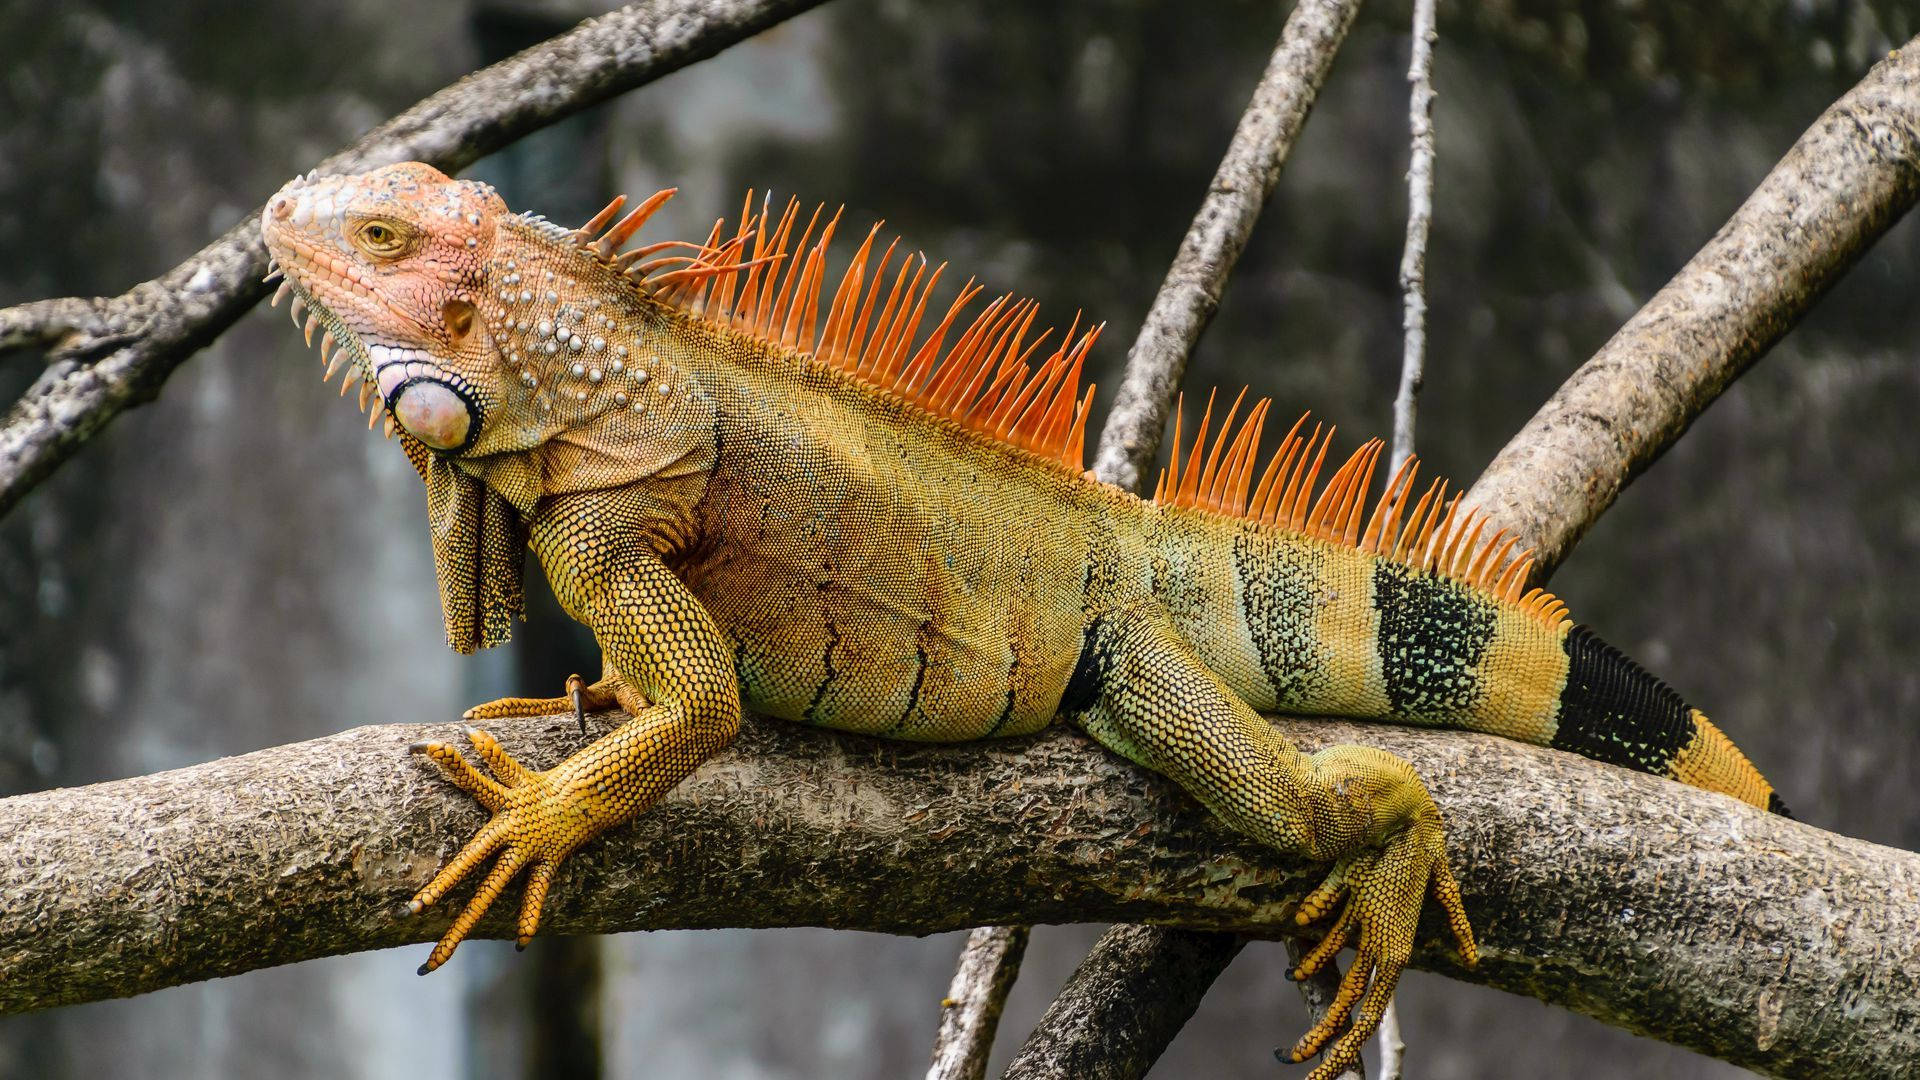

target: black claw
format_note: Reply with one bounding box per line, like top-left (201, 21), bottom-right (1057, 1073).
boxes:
top-left (407, 741), bottom-right (432, 754)
top-left (515, 941), bottom-right (527, 952)
top-left (417, 962), bottom-right (432, 976)
top-left (570, 684), bottom-right (586, 736)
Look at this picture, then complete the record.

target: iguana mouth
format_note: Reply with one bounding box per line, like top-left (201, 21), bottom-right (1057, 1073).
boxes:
top-left (262, 273), bottom-right (389, 432)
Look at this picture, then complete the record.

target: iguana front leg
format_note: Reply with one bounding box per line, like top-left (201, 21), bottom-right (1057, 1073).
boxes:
top-left (409, 492), bottom-right (739, 971)
top-left (1065, 606), bottom-right (1476, 1080)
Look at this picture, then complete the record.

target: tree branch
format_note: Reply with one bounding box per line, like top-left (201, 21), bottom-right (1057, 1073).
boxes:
top-left (927, 925), bottom-right (1030, 1080)
top-left (1390, 0), bottom-right (1437, 477)
top-left (0, 0), bottom-right (828, 521)
top-left (1465, 39), bottom-right (1920, 576)
top-left (1, 713), bottom-right (1914, 1078)
top-left (999, 925), bottom-right (1243, 1080)
top-left (970, 7), bottom-right (1372, 1065)
top-left (1088, 0), bottom-right (1365, 493)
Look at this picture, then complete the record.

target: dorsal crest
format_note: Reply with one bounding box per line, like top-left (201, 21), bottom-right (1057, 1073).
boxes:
top-left (1154, 390), bottom-right (1570, 631)
top-left (562, 190), bottom-right (1100, 471)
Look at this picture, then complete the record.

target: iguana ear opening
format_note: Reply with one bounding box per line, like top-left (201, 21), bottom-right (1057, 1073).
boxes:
top-left (402, 435), bottom-right (526, 653)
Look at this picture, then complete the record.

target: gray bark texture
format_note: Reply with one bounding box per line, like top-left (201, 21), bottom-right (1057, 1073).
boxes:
top-left (1088, 0), bottom-right (1364, 493)
top-left (1465, 40), bottom-right (1920, 576)
top-left (1000, 925), bottom-right (1243, 1080)
top-left (0, 714), bottom-right (1915, 1079)
top-left (0, 0), bottom-right (826, 521)
top-left (926, 925), bottom-right (1030, 1080)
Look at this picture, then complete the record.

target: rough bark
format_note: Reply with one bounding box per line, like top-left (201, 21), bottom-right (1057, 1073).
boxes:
top-left (0, 0), bottom-right (827, 521)
top-left (1465, 39), bottom-right (1920, 575)
top-left (1, 714), bottom-right (1914, 1079)
top-left (1000, 926), bottom-right (1244, 1080)
top-left (927, 925), bottom-right (1030, 1080)
top-left (1088, 0), bottom-right (1365, 493)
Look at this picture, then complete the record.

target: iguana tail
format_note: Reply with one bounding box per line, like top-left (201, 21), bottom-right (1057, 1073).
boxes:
top-left (1148, 401), bottom-right (1786, 815)
top-left (1549, 623), bottom-right (1785, 814)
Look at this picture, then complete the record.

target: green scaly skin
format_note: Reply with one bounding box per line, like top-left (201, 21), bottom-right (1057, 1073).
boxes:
top-left (261, 162), bottom-right (1781, 1079)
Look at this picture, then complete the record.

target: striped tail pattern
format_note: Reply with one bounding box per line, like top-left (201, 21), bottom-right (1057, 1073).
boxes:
top-left (1152, 390), bottom-right (1786, 816)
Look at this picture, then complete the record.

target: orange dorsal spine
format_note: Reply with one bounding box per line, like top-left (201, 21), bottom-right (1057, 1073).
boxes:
top-left (561, 190), bottom-right (1561, 630)
top-left (564, 189), bottom-right (1099, 473)
top-left (1154, 397), bottom-right (1569, 632)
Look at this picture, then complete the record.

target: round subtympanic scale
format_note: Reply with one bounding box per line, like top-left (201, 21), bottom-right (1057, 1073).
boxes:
top-left (392, 379), bottom-right (473, 451)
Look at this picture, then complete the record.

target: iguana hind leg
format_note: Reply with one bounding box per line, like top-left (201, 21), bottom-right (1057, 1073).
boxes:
top-left (1064, 607), bottom-right (1476, 1080)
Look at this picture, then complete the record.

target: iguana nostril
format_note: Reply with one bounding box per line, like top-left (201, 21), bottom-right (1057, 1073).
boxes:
top-left (270, 196), bottom-right (291, 220)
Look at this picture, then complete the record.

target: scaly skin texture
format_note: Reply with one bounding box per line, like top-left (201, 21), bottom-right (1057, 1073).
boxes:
top-left (261, 163), bottom-right (1780, 1079)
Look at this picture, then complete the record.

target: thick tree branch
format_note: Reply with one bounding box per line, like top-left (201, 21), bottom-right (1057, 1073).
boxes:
top-left (1465, 39), bottom-right (1920, 575)
top-left (0, 0), bottom-right (827, 520)
top-left (1, 714), bottom-right (1914, 1078)
top-left (1000, 925), bottom-right (1243, 1080)
top-left (927, 925), bottom-right (1030, 1080)
top-left (1088, 0), bottom-right (1365, 493)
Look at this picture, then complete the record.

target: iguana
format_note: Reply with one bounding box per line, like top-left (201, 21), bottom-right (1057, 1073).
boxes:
top-left (260, 161), bottom-right (1785, 1079)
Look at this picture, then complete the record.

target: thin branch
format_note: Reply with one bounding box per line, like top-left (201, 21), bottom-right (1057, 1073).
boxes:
top-left (1282, 939), bottom-right (1365, 1080)
top-left (1006, 6), bottom-right (1372, 1073)
top-left (1000, 926), bottom-right (1243, 1080)
top-left (0, 0), bottom-right (829, 521)
top-left (2, 714), bottom-right (1915, 1079)
top-left (1464, 39), bottom-right (1920, 576)
top-left (1089, 0), bottom-right (1367, 493)
top-left (927, 925), bottom-right (1030, 1080)
top-left (1390, 0), bottom-right (1437, 477)
top-left (1375, 7), bottom-right (1439, 1072)
top-left (1375, 997), bottom-right (1404, 1080)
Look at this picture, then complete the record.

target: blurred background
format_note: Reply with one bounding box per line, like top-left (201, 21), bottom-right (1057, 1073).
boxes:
top-left (1, 1), bottom-right (1916, 1077)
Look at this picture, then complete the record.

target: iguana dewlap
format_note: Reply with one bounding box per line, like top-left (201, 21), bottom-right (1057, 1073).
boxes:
top-left (260, 162), bottom-right (1783, 1080)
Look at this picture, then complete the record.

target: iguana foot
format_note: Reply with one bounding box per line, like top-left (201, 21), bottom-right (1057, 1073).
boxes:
top-left (1277, 820), bottom-right (1477, 1080)
top-left (406, 727), bottom-right (596, 971)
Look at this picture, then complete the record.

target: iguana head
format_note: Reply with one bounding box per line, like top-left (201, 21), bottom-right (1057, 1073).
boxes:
top-left (261, 162), bottom-right (526, 456)
top-left (261, 163), bottom-right (717, 649)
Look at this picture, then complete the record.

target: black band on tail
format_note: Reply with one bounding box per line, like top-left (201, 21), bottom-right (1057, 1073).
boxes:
top-left (1551, 625), bottom-right (1696, 777)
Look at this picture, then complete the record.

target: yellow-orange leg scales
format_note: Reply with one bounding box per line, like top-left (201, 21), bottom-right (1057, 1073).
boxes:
top-left (408, 491), bottom-right (740, 973)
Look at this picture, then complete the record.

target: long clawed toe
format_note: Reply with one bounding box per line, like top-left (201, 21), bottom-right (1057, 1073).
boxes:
top-left (1275, 842), bottom-right (1476, 1080)
top-left (462, 673), bottom-right (623, 730)
top-left (406, 727), bottom-right (570, 971)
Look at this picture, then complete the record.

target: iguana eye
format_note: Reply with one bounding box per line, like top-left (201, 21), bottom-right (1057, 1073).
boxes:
top-left (353, 218), bottom-right (411, 258)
